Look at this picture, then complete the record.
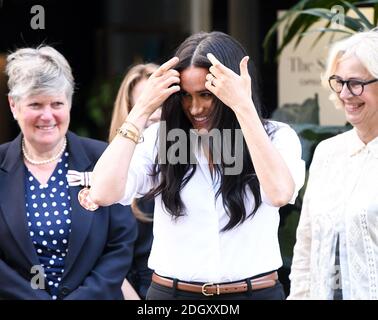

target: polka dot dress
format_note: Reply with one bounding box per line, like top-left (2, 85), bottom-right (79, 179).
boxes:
top-left (25, 151), bottom-right (71, 300)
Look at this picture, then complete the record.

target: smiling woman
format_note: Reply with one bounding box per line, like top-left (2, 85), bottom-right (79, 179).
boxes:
top-left (0, 46), bottom-right (137, 300)
top-left (90, 31), bottom-right (305, 300)
top-left (289, 28), bottom-right (378, 300)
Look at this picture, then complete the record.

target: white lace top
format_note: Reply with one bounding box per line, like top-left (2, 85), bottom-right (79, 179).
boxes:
top-left (288, 129), bottom-right (378, 300)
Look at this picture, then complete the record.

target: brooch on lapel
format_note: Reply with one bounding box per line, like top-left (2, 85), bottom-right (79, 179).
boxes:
top-left (67, 170), bottom-right (99, 211)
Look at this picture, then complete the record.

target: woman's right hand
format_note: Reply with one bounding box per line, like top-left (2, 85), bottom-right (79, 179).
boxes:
top-left (133, 57), bottom-right (180, 118)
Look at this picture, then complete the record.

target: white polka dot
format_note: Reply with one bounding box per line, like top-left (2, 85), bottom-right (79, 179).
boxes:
top-left (52, 295), bottom-right (57, 300)
top-left (52, 255), bottom-right (57, 259)
top-left (46, 221), bottom-right (51, 226)
top-left (40, 184), bottom-right (48, 189)
top-left (41, 193), bottom-right (46, 198)
top-left (56, 219), bottom-right (61, 224)
top-left (33, 241), bottom-right (37, 244)
top-left (42, 203), bottom-right (47, 208)
top-left (66, 219), bottom-right (71, 224)
top-left (59, 181), bottom-right (64, 186)
top-left (61, 253), bottom-right (66, 257)
top-left (52, 202), bottom-right (57, 207)
top-left (60, 192), bottom-right (65, 197)
top-left (65, 163), bottom-right (68, 168)
top-left (49, 260), bottom-right (54, 265)
top-left (63, 210), bottom-right (69, 215)
top-left (39, 231), bottom-right (44, 236)
top-left (54, 210), bottom-right (59, 215)
top-left (62, 203), bottom-right (66, 207)
top-left (42, 240), bottom-right (47, 246)
top-left (58, 169), bottom-right (63, 174)
top-left (51, 176), bottom-right (56, 181)
top-left (29, 176), bottom-right (33, 181)
top-left (62, 239), bottom-right (67, 244)
top-left (64, 152), bottom-right (68, 156)
top-left (59, 229), bottom-right (64, 234)
top-left (30, 186), bottom-right (35, 191)
top-left (56, 249), bottom-right (60, 252)
top-left (50, 193), bottom-right (55, 198)
top-left (66, 185), bottom-right (69, 189)
top-left (37, 249), bottom-right (42, 254)
top-left (49, 230), bottom-right (54, 235)
top-left (52, 187), bottom-right (57, 193)
top-left (29, 231), bottom-right (34, 236)
top-left (67, 196), bottom-right (71, 200)
top-left (54, 283), bottom-right (59, 287)
top-left (57, 277), bottom-right (61, 281)
top-left (32, 203), bottom-right (38, 208)
top-left (36, 221), bottom-right (42, 227)
top-left (52, 240), bottom-right (57, 245)
top-left (34, 212), bottom-right (40, 218)
top-left (31, 194), bottom-right (36, 200)
top-left (26, 203), bottom-right (28, 207)
top-left (48, 281), bottom-right (53, 286)
top-left (52, 272), bottom-right (56, 276)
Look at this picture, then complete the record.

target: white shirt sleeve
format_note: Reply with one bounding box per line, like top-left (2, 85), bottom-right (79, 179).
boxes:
top-left (287, 140), bottom-right (327, 299)
top-left (261, 122), bottom-right (306, 206)
top-left (117, 123), bottom-right (159, 206)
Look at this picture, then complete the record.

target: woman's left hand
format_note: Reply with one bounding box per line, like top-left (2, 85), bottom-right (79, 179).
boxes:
top-left (205, 53), bottom-right (253, 113)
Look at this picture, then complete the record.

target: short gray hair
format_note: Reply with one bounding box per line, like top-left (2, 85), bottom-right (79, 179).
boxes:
top-left (6, 45), bottom-right (74, 102)
top-left (322, 28), bottom-right (378, 108)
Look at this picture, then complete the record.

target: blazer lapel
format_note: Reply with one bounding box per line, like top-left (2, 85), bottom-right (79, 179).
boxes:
top-left (0, 135), bottom-right (40, 267)
top-left (62, 132), bottom-right (95, 277)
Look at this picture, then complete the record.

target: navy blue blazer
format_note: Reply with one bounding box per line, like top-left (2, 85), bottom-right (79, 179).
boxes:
top-left (0, 131), bottom-right (137, 300)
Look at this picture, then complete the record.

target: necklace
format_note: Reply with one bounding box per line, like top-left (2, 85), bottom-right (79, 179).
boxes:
top-left (22, 137), bottom-right (67, 166)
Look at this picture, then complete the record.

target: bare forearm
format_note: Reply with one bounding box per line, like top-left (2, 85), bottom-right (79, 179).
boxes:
top-left (236, 104), bottom-right (294, 206)
top-left (90, 112), bottom-right (148, 206)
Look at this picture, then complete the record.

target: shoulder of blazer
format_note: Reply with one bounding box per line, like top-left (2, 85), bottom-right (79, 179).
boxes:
top-left (0, 142), bottom-right (11, 161)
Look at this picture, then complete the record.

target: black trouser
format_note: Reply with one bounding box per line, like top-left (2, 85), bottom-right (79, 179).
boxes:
top-left (146, 281), bottom-right (285, 300)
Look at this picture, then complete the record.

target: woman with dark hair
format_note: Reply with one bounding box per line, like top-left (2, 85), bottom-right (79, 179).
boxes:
top-left (90, 31), bottom-right (305, 300)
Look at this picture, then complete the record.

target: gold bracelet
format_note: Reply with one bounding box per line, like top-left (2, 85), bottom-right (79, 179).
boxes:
top-left (124, 121), bottom-right (141, 135)
top-left (116, 125), bottom-right (144, 144)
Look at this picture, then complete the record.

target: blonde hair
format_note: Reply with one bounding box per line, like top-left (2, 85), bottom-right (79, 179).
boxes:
top-left (322, 28), bottom-right (378, 109)
top-left (6, 46), bottom-right (74, 102)
top-left (108, 63), bottom-right (158, 142)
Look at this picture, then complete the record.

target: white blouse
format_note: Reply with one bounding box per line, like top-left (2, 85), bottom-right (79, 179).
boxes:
top-left (289, 129), bottom-right (378, 300)
top-left (119, 121), bottom-right (305, 283)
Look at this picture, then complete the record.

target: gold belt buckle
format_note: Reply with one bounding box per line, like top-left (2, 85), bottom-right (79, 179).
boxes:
top-left (201, 282), bottom-right (220, 296)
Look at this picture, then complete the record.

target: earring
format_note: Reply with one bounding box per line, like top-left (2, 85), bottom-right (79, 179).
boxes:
top-left (13, 114), bottom-right (17, 120)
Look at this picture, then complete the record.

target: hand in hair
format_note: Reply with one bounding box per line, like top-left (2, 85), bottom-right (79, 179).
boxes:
top-left (133, 57), bottom-right (180, 118)
top-left (205, 53), bottom-right (253, 113)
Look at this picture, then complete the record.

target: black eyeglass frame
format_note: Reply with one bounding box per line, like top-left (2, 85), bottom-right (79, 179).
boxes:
top-left (328, 75), bottom-right (378, 96)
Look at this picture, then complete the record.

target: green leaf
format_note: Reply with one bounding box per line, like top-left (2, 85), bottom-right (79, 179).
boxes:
top-left (341, 0), bottom-right (374, 29)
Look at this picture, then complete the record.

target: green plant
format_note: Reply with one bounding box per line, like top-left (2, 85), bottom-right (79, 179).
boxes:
top-left (263, 0), bottom-right (378, 61)
top-left (78, 76), bottom-right (122, 140)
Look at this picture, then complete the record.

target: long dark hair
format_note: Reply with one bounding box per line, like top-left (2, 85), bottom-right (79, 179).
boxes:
top-left (147, 31), bottom-right (275, 231)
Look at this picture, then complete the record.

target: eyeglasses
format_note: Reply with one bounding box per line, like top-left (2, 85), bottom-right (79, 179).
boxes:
top-left (328, 75), bottom-right (378, 96)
